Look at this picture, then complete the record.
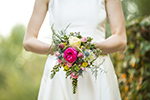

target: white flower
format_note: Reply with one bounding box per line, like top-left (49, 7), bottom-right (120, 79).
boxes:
top-left (69, 36), bottom-right (81, 48)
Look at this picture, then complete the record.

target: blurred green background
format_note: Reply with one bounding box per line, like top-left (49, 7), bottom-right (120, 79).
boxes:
top-left (0, 0), bottom-right (150, 100)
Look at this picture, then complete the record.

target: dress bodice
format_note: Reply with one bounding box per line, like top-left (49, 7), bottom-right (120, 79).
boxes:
top-left (48, 0), bottom-right (107, 42)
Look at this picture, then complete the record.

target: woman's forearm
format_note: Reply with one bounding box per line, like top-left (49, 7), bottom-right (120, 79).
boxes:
top-left (23, 37), bottom-right (51, 54)
top-left (98, 0), bottom-right (127, 54)
top-left (95, 34), bottom-right (127, 54)
top-left (23, 0), bottom-right (52, 55)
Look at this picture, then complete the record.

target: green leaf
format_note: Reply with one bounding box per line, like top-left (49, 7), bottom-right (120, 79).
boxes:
top-left (75, 66), bottom-right (80, 71)
top-left (140, 42), bottom-right (150, 54)
top-left (141, 80), bottom-right (148, 90)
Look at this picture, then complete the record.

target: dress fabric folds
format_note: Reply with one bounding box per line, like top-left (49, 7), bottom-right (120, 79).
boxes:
top-left (38, 0), bottom-right (121, 100)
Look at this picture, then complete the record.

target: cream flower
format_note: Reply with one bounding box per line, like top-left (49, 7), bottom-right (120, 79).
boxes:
top-left (69, 36), bottom-right (81, 48)
top-left (88, 50), bottom-right (96, 61)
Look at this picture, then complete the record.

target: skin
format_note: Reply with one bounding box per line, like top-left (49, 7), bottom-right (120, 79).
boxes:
top-left (95, 0), bottom-right (127, 54)
top-left (23, 0), bottom-right (51, 54)
top-left (23, 0), bottom-right (127, 55)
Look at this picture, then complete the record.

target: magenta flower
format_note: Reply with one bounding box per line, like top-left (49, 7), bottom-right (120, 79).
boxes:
top-left (78, 52), bottom-right (83, 58)
top-left (59, 43), bottom-right (65, 49)
top-left (64, 47), bottom-right (77, 63)
top-left (81, 37), bottom-right (87, 42)
top-left (71, 72), bottom-right (79, 78)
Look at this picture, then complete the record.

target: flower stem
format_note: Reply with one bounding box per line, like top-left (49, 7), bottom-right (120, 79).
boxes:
top-left (72, 78), bottom-right (78, 94)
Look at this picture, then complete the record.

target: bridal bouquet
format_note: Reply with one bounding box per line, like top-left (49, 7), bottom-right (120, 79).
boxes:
top-left (48, 24), bottom-right (105, 94)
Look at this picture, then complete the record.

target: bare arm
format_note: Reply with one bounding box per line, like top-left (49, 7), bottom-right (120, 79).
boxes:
top-left (23, 0), bottom-right (51, 54)
top-left (95, 0), bottom-right (127, 54)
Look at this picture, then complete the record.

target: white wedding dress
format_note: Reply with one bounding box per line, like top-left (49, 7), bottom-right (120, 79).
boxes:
top-left (38, 0), bottom-right (121, 100)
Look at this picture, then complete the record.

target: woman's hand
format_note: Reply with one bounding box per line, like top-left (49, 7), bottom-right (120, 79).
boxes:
top-left (95, 0), bottom-right (127, 54)
top-left (23, 0), bottom-right (52, 54)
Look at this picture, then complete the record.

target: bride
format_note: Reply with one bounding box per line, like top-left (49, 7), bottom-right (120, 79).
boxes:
top-left (23, 0), bottom-right (127, 100)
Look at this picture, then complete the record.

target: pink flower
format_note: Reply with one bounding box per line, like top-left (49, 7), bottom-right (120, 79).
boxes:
top-left (65, 62), bottom-right (67, 65)
top-left (57, 59), bottom-right (61, 64)
top-left (64, 62), bottom-right (72, 67)
top-left (71, 72), bottom-right (79, 78)
top-left (78, 52), bottom-right (83, 58)
top-left (55, 52), bottom-right (60, 57)
top-left (64, 47), bottom-right (77, 63)
top-left (66, 62), bottom-right (72, 67)
top-left (59, 43), bottom-right (65, 49)
top-left (81, 37), bottom-right (87, 42)
top-left (81, 67), bottom-right (85, 71)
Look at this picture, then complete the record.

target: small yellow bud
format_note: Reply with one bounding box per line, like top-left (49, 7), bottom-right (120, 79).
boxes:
top-left (64, 65), bottom-right (69, 70)
top-left (82, 62), bottom-right (88, 67)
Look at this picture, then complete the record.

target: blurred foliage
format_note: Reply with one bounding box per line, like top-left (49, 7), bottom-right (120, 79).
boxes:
top-left (0, 24), bottom-right (47, 100)
top-left (111, 16), bottom-right (150, 100)
top-left (122, 0), bottom-right (150, 21)
top-left (106, 0), bottom-right (150, 37)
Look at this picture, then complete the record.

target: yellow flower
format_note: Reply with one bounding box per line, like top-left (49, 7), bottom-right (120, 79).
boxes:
top-left (63, 42), bottom-right (67, 46)
top-left (64, 65), bottom-right (69, 70)
top-left (81, 46), bottom-right (84, 49)
top-left (69, 36), bottom-right (81, 48)
top-left (82, 62), bottom-right (88, 67)
top-left (86, 46), bottom-right (89, 49)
